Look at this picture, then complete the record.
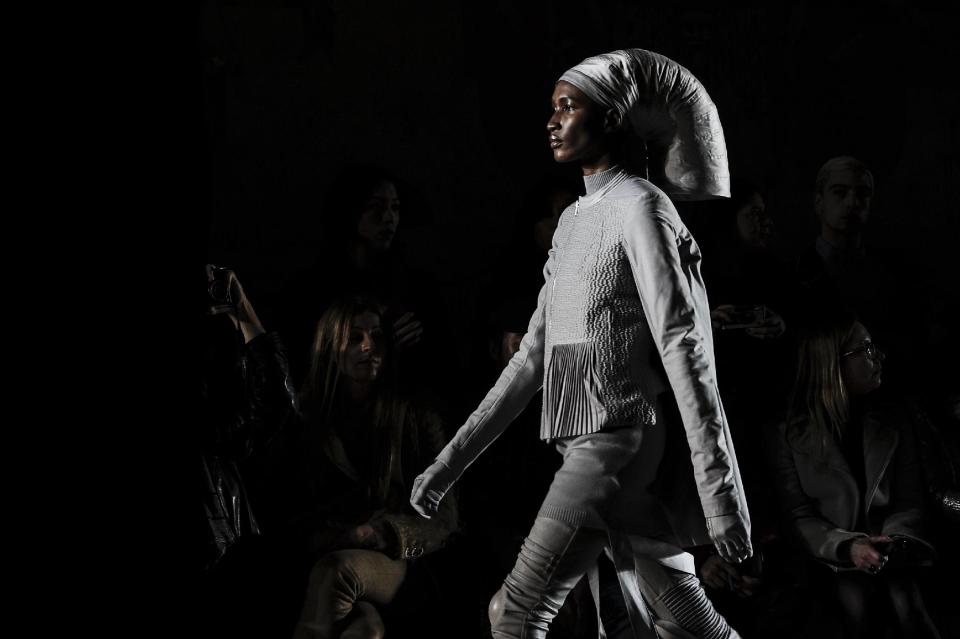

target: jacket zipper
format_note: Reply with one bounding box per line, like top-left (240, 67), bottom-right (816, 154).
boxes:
top-left (550, 197), bottom-right (579, 333)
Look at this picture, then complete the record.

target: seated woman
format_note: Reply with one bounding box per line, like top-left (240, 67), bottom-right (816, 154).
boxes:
top-left (773, 304), bottom-right (942, 638)
top-left (270, 296), bottom-right (458, 639)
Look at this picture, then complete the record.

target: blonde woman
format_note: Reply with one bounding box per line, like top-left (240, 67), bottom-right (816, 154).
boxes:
top-left (774, 305), bottom-right (941, 638)
top-left (280, 296), bottom-right (457, 639)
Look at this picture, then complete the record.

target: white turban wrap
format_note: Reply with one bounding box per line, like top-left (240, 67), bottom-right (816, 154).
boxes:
top-left (559, 48), bottom-right (730, 201)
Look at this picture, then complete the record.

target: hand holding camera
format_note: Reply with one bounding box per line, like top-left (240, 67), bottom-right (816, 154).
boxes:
top-left (711, 304), bottom-right (786, 340)
top-left (206, 264), bottom-right (265, 344)
top-left (848, 534), bottom-right (931, 574)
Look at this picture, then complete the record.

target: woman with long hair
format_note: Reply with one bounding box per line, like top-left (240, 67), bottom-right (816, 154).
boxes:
top-left (278, 296), bottom-right (457, 639)
top-left (774, 304), bottom-right (941, 638)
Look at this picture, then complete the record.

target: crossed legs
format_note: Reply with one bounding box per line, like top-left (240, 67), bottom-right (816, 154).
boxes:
top-left (292, 549), bottom-right (407, 639)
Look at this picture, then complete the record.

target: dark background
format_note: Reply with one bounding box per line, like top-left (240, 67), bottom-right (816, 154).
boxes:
top-left (198, 1), bottom-right (959, 331)
top-left (106, 2), bottom-right (959, 633)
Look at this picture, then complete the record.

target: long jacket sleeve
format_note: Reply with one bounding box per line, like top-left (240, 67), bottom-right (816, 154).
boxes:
top-left (621, 190), bottom-right (744, 519)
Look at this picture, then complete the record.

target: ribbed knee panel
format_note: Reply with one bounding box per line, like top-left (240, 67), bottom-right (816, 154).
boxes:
top-left (655, 575), bottom-right (730, 639)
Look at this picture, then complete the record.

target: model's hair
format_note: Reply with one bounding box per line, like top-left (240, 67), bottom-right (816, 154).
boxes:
top-left (786, 303), bottom-right (859, 458)
top-left (814, 155), bottom-right (874, 196)
top-left (299, 296), bottom-right (407, 500)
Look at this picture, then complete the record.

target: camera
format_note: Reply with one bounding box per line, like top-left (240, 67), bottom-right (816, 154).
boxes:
top-left (874, 536), bottom-right (934, 569)
top-left (874, 536), bottom-right (910, 556)
top-left (206, 265), bottom-right (233, 306)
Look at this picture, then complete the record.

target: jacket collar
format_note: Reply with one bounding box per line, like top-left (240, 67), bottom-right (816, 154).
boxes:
top-left (788, 410), bottom-right (898, 507)
top-left (580, 165), bottom-right (632, 207)
top-left (863, 410), bottom-right (899, 512)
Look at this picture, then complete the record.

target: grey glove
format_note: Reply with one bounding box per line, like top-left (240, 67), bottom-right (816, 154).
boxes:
top-left (706, 512), bottom-right (752, 563)
top-left (409, 460), bottom-right (457, 519)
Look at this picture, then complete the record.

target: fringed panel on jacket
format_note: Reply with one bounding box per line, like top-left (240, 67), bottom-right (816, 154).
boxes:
top-left (542, 341), bottom-right (608, 440)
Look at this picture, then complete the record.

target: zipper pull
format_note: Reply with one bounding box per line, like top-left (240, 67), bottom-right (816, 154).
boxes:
top-left (574, 198), bottom-right (580, 217)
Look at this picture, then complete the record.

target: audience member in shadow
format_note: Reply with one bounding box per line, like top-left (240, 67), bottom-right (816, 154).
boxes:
top-left (700, 177), bottom-right (793, 507)
top-left (264, 296), bottom-right (458, 639)
top-left (487, 174), bottom-right (580, 306)
top-left (198, 265), bottom-right (299, 638)
top-left (795, 156), bottom-right (915, 391)
top-left (689, 178), bottom-right (805, 635)
top-left (772, 302), bottom-right (942, 638)
top-left (275, 166), bottom-right (426, 389)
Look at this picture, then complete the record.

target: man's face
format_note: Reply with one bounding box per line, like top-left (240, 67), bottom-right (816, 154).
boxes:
top-left (735, 193), bottom-right (774, 250)
top-left (547, 81), bottom-right (610, 164)
top-left (816, 168), bottom-right (873, 235)
top-left (356, 181), bottom-right (400, 251)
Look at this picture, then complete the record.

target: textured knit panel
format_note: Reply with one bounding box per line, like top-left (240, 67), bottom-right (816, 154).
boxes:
top-left (541, 180), bottom-right (660, 440)
top-left (436, 166), bottom-right (745, 523)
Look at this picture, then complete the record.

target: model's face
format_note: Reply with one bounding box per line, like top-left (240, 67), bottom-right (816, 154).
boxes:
top-left (340, 311), bottom-right (385, 383)
top-left (840, 322), bottom-right (883, 395)
top-left (816, 168), bottom-right (873, 235)
top-left (546, 81), bottom-right (610, 164)
top-left (356, 181), bottom-right (400, 251)
top-left (735, 193), bottom-right (774, 250)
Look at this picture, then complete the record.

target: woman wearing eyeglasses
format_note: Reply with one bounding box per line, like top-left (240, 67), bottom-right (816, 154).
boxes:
top-left (773, 304), bottom-right (942, 638)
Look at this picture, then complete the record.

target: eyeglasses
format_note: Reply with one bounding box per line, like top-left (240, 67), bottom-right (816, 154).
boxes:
top-left (841, 340), bottom-right (884, 360)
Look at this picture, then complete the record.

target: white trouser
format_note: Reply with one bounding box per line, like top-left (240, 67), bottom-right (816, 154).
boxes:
top-left (488, 516), bottom-right (739, 639)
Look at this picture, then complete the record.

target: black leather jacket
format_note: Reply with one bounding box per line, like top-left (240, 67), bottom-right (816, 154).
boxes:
top-left (200, 331), bottom-right (298, 570)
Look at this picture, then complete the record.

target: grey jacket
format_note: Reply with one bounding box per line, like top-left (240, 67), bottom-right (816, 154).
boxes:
top-left (774, 405), bottom-right (931, 568)
top-left (437, 167), bottom-right (746, 523)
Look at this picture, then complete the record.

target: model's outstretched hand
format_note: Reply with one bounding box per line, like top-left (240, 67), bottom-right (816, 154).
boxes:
top-left (706, 512), bottom-right (752, 563)
top-left (410, 460), bottom-right (457, 519)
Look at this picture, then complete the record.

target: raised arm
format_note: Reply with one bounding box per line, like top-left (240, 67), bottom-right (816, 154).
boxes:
top-left (204, 267), bottom-right (299, 460)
